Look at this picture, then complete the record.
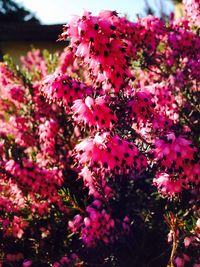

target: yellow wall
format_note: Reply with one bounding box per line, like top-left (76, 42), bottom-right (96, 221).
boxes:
top-left (0, 41), bottom-right (66, 64)
top-left (174, 3), bottom-right (185, 19)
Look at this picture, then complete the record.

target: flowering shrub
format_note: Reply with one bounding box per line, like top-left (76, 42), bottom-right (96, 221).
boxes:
top-left (0, 1), bottom-right (199, 266)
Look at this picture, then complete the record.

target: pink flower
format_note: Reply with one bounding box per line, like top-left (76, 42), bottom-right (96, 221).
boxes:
top-left (60, 10), bottom-right (132, 93)
top-left (38, 118), bottom-right (59, 158)
top-left (68, 215), bottom-right (83, 233)
top-left (22, 260), bottom-right (32, 267)
top-left (183, 0), bottom-right (200, 27)
top-left (184, 236), bottom-right (192, 248)
top-left (41, 71), bottom-right (92, 109)
top-left (72, 96), bottom-right (117, 129)
top-left (11, 216), bottom-right (28, 239)
top-left (196, 218), bottom-right (200, 228)
top-left (58, 47), bottom-right (76, 73)
top-left (75, 132), bottom-right (147, 174)
top-left (174, 257), bottom-right (184, 267)
top-left (153, 173), bottom-right (184, 197)
top-left (81, 205), bottom-right (115, 247)
top-left (152, 133), bottom-right (199, 195)
top-left (21, 49), bottom-right (48, 79)
top-left (128, 90), bottom-right (153, 123)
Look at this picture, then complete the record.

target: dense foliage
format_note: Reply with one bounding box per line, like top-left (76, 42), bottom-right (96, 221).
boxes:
top-left (0, 1), bottom-right (199, 266)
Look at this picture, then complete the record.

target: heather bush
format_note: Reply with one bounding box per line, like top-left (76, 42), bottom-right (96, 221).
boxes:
top-left (0, 1), bottom-right (199, 266)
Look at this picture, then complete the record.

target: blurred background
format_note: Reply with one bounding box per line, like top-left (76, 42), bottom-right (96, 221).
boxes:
top-left (13, 0), bottom-right (175, 24)
top-left (0, 0), bottom-right (182, 63)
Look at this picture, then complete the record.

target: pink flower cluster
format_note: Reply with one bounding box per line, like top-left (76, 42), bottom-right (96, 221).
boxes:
top-left (75, 131), bottom-right (147, 200)
top-left (21, 49), bottom-right (48, 79)
top-left (183, 0), bottom-right (200, 27)
top-left (153, 132), bottom-right (199, 196)
top-left (0, 1), bottom-right (199, 265)
top-left (3, 159), bottom-right (64, 215)
top-left (1, 215), bottom-right (28, 239)
top-left (41, 71), bottom-right (92, 109)
top-left (60, 10), bottom-right (133, 93)
top-left (128, 90), bottom-right (153, 124)
top-left (79, 166), bottom-right (112, 198)
top-left (75, 132), bottom-right (147, 174)
top-left (0, 174), bottom-right (25, 213)
top-left (38, 118), bottom-right (59, 158)
top-left (53, 253), bottom-right (82, 267)
top-left (0, 63), bottom-right (26, 106)
top-left (69, 201), bottom-right (115, 247)
top-left (72, 96), bottom-right (117, 129)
